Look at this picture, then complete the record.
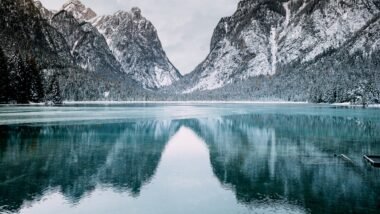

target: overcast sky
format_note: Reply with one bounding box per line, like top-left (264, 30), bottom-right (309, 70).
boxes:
top-left (39, 0), bottom-right (239, 75)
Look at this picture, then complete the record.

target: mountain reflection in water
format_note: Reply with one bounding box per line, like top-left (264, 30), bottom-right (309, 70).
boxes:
top-left (0, 111), bottom-right (380, 213)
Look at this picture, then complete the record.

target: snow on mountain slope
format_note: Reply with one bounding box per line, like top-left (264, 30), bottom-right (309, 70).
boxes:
top-left (184, 0), bottom-right (380, 95)
top-left (92, 8), bottom-right (182, 89)
top-left (277, 0), bottom-right (380, 65)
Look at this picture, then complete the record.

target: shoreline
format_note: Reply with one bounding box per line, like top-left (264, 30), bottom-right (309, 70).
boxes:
top-left (0, 101), bottom-right (379, 108)
top-left (62, 100), bottom-right (309, 105)
top-left (0, 100), bottom-right (309, 106)
top-left (331, 102), bottom-right (380, 108)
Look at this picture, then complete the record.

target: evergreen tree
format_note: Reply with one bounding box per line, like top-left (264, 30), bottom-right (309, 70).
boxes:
top-left (14, 54), bottom-right (31, 104)
top-left (47, 74), bottom-right (62, 105)
top-left (0, 48), bottom-right (11, 103)
top-left (28, 57), bottom-right (44, 103)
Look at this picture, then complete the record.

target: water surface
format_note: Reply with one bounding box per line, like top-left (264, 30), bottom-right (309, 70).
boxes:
top-left (0, 104), bottom-right (380, 213)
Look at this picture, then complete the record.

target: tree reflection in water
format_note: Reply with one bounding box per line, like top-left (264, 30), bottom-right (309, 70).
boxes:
top-left (0, 112), bottom-right (380, 213)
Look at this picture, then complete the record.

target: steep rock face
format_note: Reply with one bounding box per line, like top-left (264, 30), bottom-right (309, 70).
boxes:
top-left (184, 0), bottom-right (380, 102)
top-left (50, 10), bottom-right (123, 76)
top-left (62, 0), bottom-right (97, 21)
top-left (92, 8), bottom-right (182, 89)
top-left (185, 0), bottom-right (285, 92)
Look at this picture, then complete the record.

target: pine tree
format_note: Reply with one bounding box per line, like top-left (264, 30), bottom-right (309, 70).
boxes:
top-left (0, 48), bottom-right (11, 103)
top-left (47, 75), bottom-right (62, 105)
top-left (15, 54), bottom-right (31, 104)
top-left (28, 57), bottom-right (44, 103)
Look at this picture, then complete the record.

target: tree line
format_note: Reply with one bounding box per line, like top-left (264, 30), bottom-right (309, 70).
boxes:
top-left (0, 47), bottom-right (62, 104)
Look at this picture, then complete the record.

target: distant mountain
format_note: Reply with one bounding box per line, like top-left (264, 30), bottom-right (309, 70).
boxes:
top-left (183, 0), bottom-right (380, 103)
top-left (92, 8), bottom-right (182, 89)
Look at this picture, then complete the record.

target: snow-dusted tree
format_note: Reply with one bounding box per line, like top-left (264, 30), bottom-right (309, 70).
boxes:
top-left (348, 79), bottom-right (379, 107)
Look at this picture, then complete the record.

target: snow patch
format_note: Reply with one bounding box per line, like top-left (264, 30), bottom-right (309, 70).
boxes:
top-left (154, 66), bottom-right (174, 87)
top-left (283, 1), bottom-right (291, 27)
top-left (184, 39), bottom-right (241, 93)
top-left (71, 39), bottom-right (80, 55)
top-left (269, 27), bottom-right (277, 75)
top-left (224, 22), bottom-right (229, 33)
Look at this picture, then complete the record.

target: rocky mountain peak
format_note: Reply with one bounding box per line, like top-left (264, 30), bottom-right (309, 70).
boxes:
top-left (91, 8), bottom-right (182, 89)
top-left (62, 0), bottom-right (97, 21)
top-left (131, 7), bottom-right (142, 19)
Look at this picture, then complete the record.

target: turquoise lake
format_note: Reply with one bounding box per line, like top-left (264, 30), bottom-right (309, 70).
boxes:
top-left (0, 103), bottom-right (380, 213)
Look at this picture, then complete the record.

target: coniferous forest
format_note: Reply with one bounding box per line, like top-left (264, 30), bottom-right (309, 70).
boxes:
top-left (0, 48), bottom-right (46, 104)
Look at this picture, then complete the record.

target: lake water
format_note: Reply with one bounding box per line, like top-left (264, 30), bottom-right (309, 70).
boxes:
top-left (0, 103), bottom-right (380, 214)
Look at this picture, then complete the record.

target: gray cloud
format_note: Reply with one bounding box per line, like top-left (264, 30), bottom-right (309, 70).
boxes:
top-left (39, 0), bottom-right (239, 74)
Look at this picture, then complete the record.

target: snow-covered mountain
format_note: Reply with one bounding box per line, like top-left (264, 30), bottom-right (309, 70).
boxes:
top-left (56, 0), bottom-right (181, 89)
top-left (183, 0), bottom-right (380, 103)
top-left (1, 0), bottom-right (184, 104)
top-left (0, 0), bottom-right (152, 103)
top-left (92, 8), bottom-right (182, 89)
